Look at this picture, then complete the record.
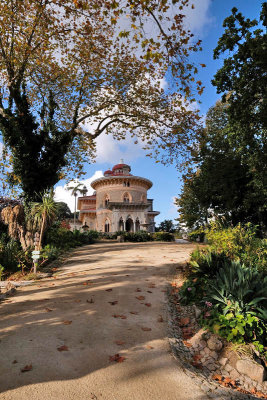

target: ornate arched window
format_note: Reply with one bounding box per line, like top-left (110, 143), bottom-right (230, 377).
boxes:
top-left (104, 194), bottom-right (110, 207)
top-left (123, 193), bottom-right (130, 203)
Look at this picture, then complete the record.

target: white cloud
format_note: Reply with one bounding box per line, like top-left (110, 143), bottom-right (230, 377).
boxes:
top-left (95, 133), bottom-right (146, 164)
top-left (184, 0), bottom-right (213, 35)
top-left (54, 170), bottom-right (103, 212)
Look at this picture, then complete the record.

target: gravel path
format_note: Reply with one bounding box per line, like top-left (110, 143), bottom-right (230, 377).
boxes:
top-left (0, 241), bottom-right (251, 400)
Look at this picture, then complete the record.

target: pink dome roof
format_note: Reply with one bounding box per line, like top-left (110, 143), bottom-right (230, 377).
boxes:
top-left (112, 163), bottom-right (131, 172)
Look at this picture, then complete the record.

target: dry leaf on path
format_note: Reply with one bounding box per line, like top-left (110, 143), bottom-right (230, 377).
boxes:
top-left (21, 364), bottom-right (32, 372)
top-left (114, 340), bottom-right (125, 345)
top-left (75, 299), bottom-right (81, 303)
top-left (130, 311), bottom-right (138, 315)
top-left (157, 315), bottom-right (163, 322)
top-left (109, 353), bottom-right (126, 363)
top-left (109, 301), bottom-right (118, 305)
top-left (57, 345), bottom-right (69, 352)
top-left (12, 360), bottom-right (18, 364)
top-left (145, 303), bottom-right (151, 307)
top-left (148, 283), bottom-right (155, 288)
top-left (147, 290), bottom-right (152, 293)
top-left (136, 296), bottom-right (145, 300)
top-left (146, 345), bottom-right (154, 349)
top-left (63, 320), bottom-right (72, 325)
top-left (135, 288), bottom-right (142, 292)
top-left (45, 308), bottom-right (53, 312)
top-left (141, 327), bottom-right (152, 331)
top-left (105, 288), bottom-right (113, 292)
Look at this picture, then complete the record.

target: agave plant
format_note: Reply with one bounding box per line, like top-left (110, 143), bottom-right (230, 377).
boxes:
top-left (206, 261), bottom-right (267, 319)
top-left (190, 248), bottom-right (232, 280)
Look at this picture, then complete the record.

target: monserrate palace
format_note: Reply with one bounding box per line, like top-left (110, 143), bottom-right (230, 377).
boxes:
top-left (77, 162), bottom-right (160, 233)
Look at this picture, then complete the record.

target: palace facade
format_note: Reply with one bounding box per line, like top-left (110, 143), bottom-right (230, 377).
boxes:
top-left (77, 162), bottom-right (160, 233)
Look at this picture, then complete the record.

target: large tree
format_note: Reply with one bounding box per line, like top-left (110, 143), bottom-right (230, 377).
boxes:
top-left (0, 0), bottom-right (203, 201)
top-left (212, 3), bottom-right (267, 216)
top-left (176, 100), bottom-right (266, 229)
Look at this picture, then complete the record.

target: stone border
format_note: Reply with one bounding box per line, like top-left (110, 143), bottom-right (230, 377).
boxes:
top-left (166, 267), bottom-right (266, 399)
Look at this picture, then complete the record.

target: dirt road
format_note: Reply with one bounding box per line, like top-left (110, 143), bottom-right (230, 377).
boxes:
top-left (0, 241), bottom-right (210, 400)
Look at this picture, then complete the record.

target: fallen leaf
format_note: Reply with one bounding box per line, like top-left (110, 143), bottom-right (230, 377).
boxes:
top-left (109, 353), bottom-right (126, 363)
top-left (105, 288), bottom-right (113, 292)
top-left (183, 341), bottom-right (192, 348)
top-left (135, 288), bottom-right (142, 292)
top-left (57, 345), bottom-right (69, 352)
top-left (109, 301), bottom-right (118, 305)
top-left (120, 315), bottom-right (127, 319)
top-left (12, 360), bottom-right (18, 364)
top-left (157, 315), bottom-right (164, 322)
top-left (75, 299), bottom-right (81, 303)
top-left (112, 314), bottom-right (120, 318)
top-left (45, 307), bottom-right (53, 312)
top-left (87, 298), bottom-right (94, 303)
top-left (21, 364), bottom-right (32, 372)
top-left (114, 340), bottom-right (125, 345)
top-left (148, 283), bottom-right (155, 288)
top-left (63, 320), bottom-right (72, 325)
top-left (147, 290), bottom-right (152, 293)
top-left (145, 303), bottom-right (151, 307)
top-left (146, 345), bottom-right (154, 349)
top-left (130, 311), bottom-right (138, 315)
top-left (136, 296), bottom-right (145, 300)
top-left (141, 327), bottom-right (151, 331)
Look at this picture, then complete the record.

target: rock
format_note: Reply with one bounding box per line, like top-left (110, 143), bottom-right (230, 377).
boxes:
top-left (202, 331), bottom-right (211, 341)
top-left (225, 364), bottom-right (233, 372)
top-left (204, 347), bottom-right (210, 354)
top-left (236, 359), bottom-right (266, 383)
top-left (179, 317), bottom-right (190, 326)
top-left (205, 363), bottom-right (217, 372)
top-left (207, 336), bottom-right (223, 351)
top-left (199, 340), bottom-right (207, 350)
top-left (210, 351), bottom-right (218, 360)
top-left (219, 357), bottom-right (228, 367)
top-left (193, 304), bottom-right (202, 319)
top-left (229, 369), bottom-right (240, 380)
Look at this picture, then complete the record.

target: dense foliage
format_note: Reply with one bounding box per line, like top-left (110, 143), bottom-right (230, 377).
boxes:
top-left (179, 224), bottom-right (267, 357)
top-left (176, 100), bottom-right (267, 230)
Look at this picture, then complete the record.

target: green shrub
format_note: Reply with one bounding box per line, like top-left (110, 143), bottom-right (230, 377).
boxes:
top-left (190, 249), bottom-right (232, 280)
top-left (0, 238), bottom-right (21, 272)
top-left (188, 228), bottom-right (205, 242)
top-left (0, 264), bottom-right (4, 280)
top-left (123, 231), bottom-right (152, 242)
top-left (153, 232), bottom-right (175, 241)
top-left (45, 225), bottom-right (95, 249)
top-left (41, 244), bottom-right (61, 261)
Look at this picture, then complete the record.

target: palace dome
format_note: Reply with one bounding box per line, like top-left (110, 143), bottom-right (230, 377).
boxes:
top-left (104, 170), bottom-right (112, 177)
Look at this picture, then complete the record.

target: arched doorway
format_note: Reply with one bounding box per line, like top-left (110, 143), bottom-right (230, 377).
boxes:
top-left (105, 219), bottom-right (110, 232)
top-left (126, 217), bottom-right (134, 232)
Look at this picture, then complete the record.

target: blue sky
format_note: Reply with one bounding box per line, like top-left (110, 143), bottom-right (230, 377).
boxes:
top-left (55, 1), bottom-right (262, 224)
